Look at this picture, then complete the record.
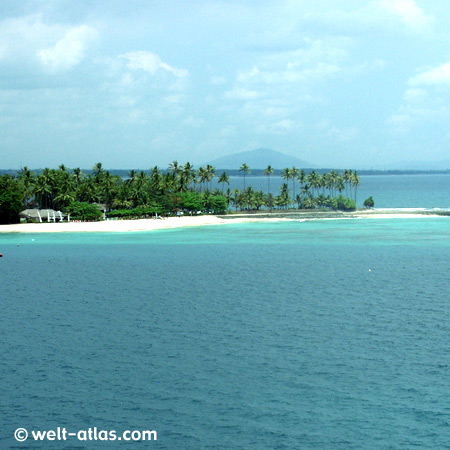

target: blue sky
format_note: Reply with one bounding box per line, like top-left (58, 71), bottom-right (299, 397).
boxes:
top-left (1, 0), bottom-right (450, 169)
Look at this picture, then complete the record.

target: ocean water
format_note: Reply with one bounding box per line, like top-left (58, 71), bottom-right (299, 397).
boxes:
top-left (214, 174), bottom-right (450, 209)
top-left (1, 218), bottom-right (450, 449)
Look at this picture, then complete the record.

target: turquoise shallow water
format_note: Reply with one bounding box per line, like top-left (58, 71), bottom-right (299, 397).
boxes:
top-left (1, 218), bottom-right (450, 449)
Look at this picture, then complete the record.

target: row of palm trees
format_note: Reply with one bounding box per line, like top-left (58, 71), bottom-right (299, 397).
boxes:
top-left (260, 165), bottom-right (361, 205)
top-left (16, 162), bottom-right (361, 213)
top-left (227, 186), bottom-right (352, 211)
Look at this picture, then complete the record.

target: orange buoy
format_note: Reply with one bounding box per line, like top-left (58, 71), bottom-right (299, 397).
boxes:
top-left (0, 253), bottom-right (3, 257)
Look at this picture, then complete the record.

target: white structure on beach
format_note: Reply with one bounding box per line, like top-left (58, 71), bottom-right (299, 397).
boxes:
top-left (19, 209), bottom-right (66, 223)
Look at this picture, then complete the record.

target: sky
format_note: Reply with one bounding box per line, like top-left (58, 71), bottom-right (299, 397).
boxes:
top-left (1, 0), bottom-right (450, 169)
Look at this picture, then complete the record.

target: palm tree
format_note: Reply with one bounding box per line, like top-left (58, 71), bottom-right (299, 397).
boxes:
top-left (225, 188), bottom-right (233, 207)
top-left (134, 171), bottom-right (148, 205)
top-left (239, 163), bottom-right (250, 190)
top-left (102, 171), bottom-right (116, 211)
top-left (183, 162), bottom-right (196, 190)
top-left (264, 165), bottom-right (274, 195)
top-left (307, 170), bottom-right (320, 198)
top-left (42, 168), bottom-right (58, 208)
top-left (205, 165), bottom-right (215, 191)
top-left (297, 170), bottom-right (306, 207)
top-left (329, 170), bottom-right (340, 197)
top-left (265, 193), bottom-right (275, 211)
top-left (72, 168), bottom-right (82, 189)
top-left (78, 175), bottom-right (97, 203)
top-left (218, 171), bottom-right (230, 193)
top-left (126, 170), bottom-right (136, 187)
top-left (93, 162), bottom-right (104, 184)
top-left (54, 188), bottom-right (75, 210)
top-left (343, 169), bottom-right (352, 198)
top-left (335, 175), bottom-right (345, 197)
top-left (168, 161), bottom-right (182, 178)
top-left (198, 166), bottom-right (208, 192)
top-left (149, 166), bottom-right (162, 196)
top-left (281, 168), bottom-right (291, 206)
top-left (243, 186), bottom-right (255, 210)
top-left (277, 183), bottom-right (290, 209)
top-left (304, 196), bottom-right (316, 209)
top-left (352, 171), bottom-right (360, 205)
top-left (18, 166), bottom-right (35, 206)
top-left (34, 174), bottom-right (52, 208)
top-left (290, 167), bottom-right (299, 203)
top-left (253, 191), bottom-right (265, 210)
top-left (321, 173), bottom-right (328, 196)
top-left (232, 188), bottom-right (241, 211)
top-left (281, 167), bottom-right (290, 183)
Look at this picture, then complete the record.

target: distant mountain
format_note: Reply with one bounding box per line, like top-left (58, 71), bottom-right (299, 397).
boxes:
top-left (374, 159), bottom-right (450, 171)
top-left (202, 148), bottom-right (316, 170)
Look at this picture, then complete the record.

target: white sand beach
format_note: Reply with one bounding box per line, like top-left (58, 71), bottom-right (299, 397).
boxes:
top-left (0, 210), bottom-right (446, 233)
top-left (0, 216), bottom-right (230, 233)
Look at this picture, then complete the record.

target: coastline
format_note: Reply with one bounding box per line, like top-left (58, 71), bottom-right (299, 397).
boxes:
top-left (0, 209), bottom-right (448, 234)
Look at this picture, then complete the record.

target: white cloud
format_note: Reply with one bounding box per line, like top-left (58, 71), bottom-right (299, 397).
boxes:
top-left (387, 81), bottom-right (450, 135)
top-left (224, 87), bottom-right (261, 100)
top-left (183, 116), bottom-right (204, 128)
top-left (387, 113), bottom-right (412, 127)
top-left (0, 14), bottom-right (97, 71)
top-left (316, 120), bottom-right (358, 142)
top-left (220, 126), bottom-right (236, 137)
top-left (408, 63), bottom-right (450, 86)
top-left (120, 51), bottom-right (188, 77)
top-left (301, 1), bottom-right (434, 36)
top-left (272, 119), bottom-right (296, 130)
top-left (403, 87), bottom-right (427, 101)
top-left (210, 75), bottom-right (227, 85)
top-left (0, 14), bottom-right (53, 60)
top-left (379, 0), bottom-right (432, 31)
top-left (164, 94), bottom-right (185, 104)
top-left (38, 25), bottom-right (98, 71)
top-left (234, 39), bottom-right (346, 90)
top-left (121, 73), bottom-right (134, 86)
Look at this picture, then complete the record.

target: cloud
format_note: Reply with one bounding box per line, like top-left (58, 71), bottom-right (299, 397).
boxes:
top-left (119, 51), bottom-right (188, 77)
top-left (0, 14), bottom-right (97, 72)
top-left (164, 94), bottom-right (185, 104)
top-left (224, 87), bottom-right (261, 100)
top-left (379, 0), bottom-right (432, 31)
top-left (183, 116), bottom-right (204, 128)
top-left (271, 119), bottom-right (297, 131)
top-left (403, 87), bottom-right (427, 101)
top-left (0, 14), bottom-right (54, 61)
top-left (229, 39), bottom-right (345, 104)
top-left (387, 80), bottom-right (450, 135)
top-left (316, 120), bottom-right (359, 142)
top-left (408, 63), bottom-right (450, 86)
top-left (238, 65), bottom-right (307, 85)
top-left (210, 75), bottom-right (227, 85)
top-left (301, 0), bottom-right (434, 36)
top-left (38, 25), bottom-right (98, 71)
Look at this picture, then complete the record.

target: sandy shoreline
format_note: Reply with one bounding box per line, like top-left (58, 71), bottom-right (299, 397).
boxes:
top-left (0, 209), bottom-right (447, 233)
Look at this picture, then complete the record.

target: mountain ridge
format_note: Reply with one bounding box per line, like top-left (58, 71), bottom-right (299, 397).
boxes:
top-left (201, 148), bottom-right (317, 170)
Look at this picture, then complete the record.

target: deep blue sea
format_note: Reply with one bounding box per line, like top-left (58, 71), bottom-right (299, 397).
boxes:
top-left (1, 217), bottom-right (450, 449)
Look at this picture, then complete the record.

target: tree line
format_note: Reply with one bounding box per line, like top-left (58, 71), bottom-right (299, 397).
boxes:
top-left (0, 162), bottom-right (368, 223)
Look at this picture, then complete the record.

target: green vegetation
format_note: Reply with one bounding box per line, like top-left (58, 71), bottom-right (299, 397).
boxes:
top-left (0, 174), bottom-right (26, 224)
top-left (364, 196), bottom-right (375, 208)
top-left (0, 162), bottom-right (368, 224)
top-left (65, 201), bottom-right (103, 221)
